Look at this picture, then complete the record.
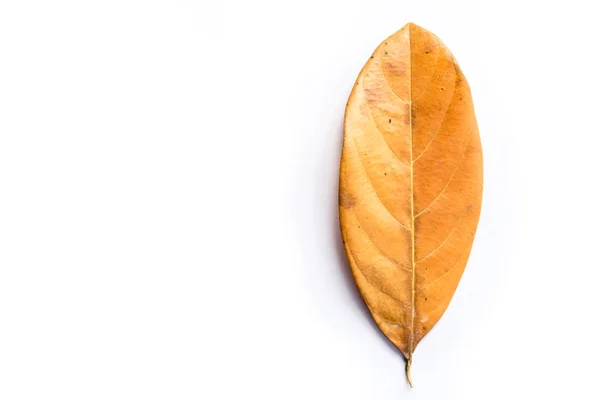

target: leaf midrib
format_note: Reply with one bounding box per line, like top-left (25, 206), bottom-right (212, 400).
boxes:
top-left (407, 26), bottom-right (416, 364)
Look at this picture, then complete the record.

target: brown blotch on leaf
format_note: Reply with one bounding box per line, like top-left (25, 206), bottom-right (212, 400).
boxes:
top-left (340, 188), bottom-right (356, 208)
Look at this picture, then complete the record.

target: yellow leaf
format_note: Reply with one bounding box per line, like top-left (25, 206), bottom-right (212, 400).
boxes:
top-left (339, 23), bottom-right (483, 386)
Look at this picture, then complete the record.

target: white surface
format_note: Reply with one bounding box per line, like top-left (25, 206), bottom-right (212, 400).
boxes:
top-left (0, 1), bottom-right (598, 398)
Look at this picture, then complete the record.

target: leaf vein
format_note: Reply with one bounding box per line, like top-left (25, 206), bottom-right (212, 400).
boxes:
top-left (415, 245), bottom-right (471, 292)
top-left (411, 41), bottom-right (442, 103)
top-left (346, 206), bottom-right (411, 270)
top-left (362, 81), bottom-right (410, 169)
top-left (347, 250), bottom-right (410, 304)
top-left (413, 75), bottom-right (458, 163)
top-left (377, 49), bottom-right (409, 104)
top-left (415, 143), bottom-right (471, 218)
top-left (349, 134), bottom-right (411, 231)
top-left (415, 208), bottom-right (471, 263)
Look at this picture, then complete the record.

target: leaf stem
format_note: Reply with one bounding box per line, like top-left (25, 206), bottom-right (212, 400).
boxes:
top-left (406, 356), bottom-right (413, 388)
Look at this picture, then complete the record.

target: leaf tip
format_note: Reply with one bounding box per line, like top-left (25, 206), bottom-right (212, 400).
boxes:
top-left (403, 21), bottom-right (422, 33)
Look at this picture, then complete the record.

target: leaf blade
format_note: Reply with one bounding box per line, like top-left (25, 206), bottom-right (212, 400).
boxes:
top-left (339, 23), bottom-right (483, 383)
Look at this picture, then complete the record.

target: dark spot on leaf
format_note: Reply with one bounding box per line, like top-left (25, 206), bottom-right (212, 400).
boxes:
top-left (384, 172), bottom-right (387, 176)
top-left (389, 119), bottom-right (392, 123)
top-left (384, 51), bottom-right (388, 55)
top-left (440, 88), bottom-right (444, 91)
top-left (426, 51), bottom-right (429, 54)
top-left (340, 188), bottom-right (356, 208)
top-left (425, 298), bottom-right (428, 301)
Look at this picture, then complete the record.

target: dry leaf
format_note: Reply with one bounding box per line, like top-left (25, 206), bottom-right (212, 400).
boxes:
top-left (339, 23), bottom-right (483, 386)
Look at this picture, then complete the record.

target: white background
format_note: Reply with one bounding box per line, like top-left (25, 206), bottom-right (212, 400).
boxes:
top-left (0, 1), bottom-right (598, 399)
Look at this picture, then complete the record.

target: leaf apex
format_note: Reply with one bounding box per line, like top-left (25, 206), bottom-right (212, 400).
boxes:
top-left (404, 21), bottom-right (422, 32)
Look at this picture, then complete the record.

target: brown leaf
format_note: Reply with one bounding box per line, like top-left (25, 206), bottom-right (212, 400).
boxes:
top-left (339, 23), bottom-right (483, 386)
